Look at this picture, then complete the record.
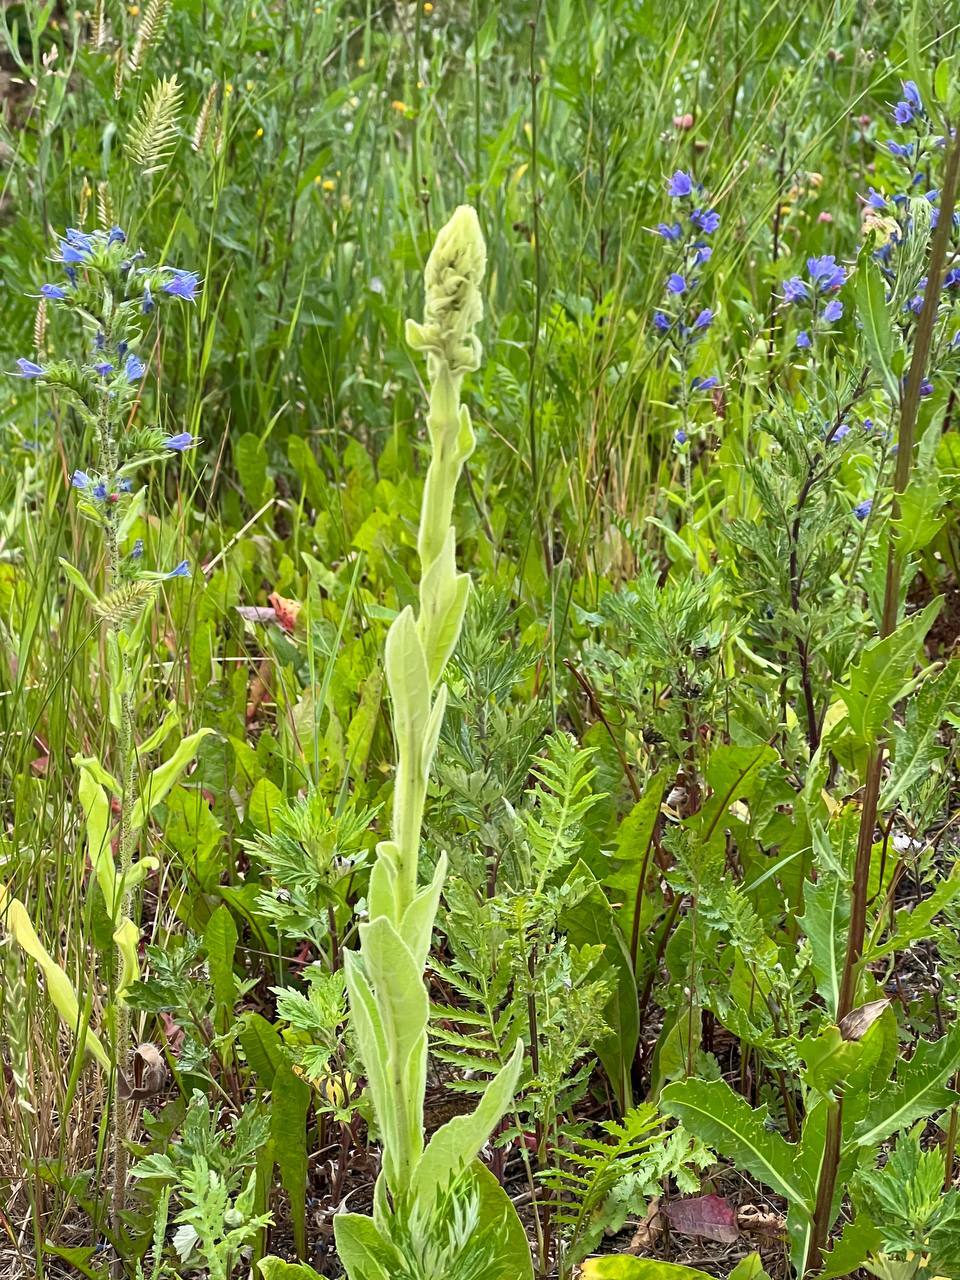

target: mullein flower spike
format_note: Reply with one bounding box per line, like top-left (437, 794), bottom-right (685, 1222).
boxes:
top-left (334, 206), bottom-right (525, 1275)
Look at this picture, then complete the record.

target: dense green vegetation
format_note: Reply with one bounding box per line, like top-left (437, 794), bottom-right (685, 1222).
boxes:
top-left (3, 1), bottom-right (960, 1277)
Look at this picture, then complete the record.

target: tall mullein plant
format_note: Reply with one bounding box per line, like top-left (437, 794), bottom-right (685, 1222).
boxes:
top-left (3, 227), bottom-right (209, 1237)
top-left (332, 208), bottom-right (529, 1278)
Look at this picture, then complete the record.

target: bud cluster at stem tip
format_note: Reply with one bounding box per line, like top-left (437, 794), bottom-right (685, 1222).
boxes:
top-left (405, 205), bottom-right (487, 376)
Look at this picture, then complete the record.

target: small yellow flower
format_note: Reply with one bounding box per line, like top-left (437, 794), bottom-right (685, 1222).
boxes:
top-left (391, 100), bottom-right (407, 113)
top-left (127, 3), bottom-right (139, 13)
top-left (255, 126), bottom-right (264, 138)
top-left (320, 1072), bottom-right (355, 1107)
top-left (322, 179), bottom-right (336, 191)
top-left (245, 79), bottom-right (254, 91)
top-left (225, 82), bottom-right (234, 95)
top-left (358, 56), bottom-right (366, 68)
top-left (423, 1), bottom-right (433, 10)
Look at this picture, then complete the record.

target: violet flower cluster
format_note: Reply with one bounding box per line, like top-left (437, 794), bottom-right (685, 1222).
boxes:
top-left (652, 170), bottom-right (722, 441)
top-left (11, 226), bottom-right (202, 582)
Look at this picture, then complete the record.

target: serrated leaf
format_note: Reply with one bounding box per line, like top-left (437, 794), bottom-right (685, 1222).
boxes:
top-left (881, 660), bottom-right (960, 808)
top-left (660, 1077), bottom-right (812, 1210)
top-left (799, 872), bottom-right (848, 1018)
top-left (839, 599), bottom-right (942, 745)
top-left (867, 868), bottom-right (960, 961)
top-left (853, 1025), bottom-right (960, 1147)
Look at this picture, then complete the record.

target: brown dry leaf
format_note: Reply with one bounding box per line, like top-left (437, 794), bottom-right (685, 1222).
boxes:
top-left (118, 1042), bottom-right (167, 1100)
top-left (627, 1197), bottom-right (662, 1252)
top-left (838, 998), bottom-right (890, 1041)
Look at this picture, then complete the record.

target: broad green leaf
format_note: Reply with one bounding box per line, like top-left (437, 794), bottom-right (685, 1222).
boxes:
top-left (58, 557), bottom-right (99, 603)
top-left (892, 474), bottom-right (946, 556)
top-left (113, 918), bottom-right (140, 1003)
top-left (333, 1213), bottom-right (399, 1280)
top-left (818, 1213), bottom-right (883, 1279)
top-left (129, 727), bottom-right (214, 834)
top-left (581, 1259), bottom-right (713, 1279)
top-left (238, 1011), bottom-right (284, 1088)
top-left (399, 852), bottom-right (445, 972)
top-left (855, 254), bottom-right (898, 398)
top-left (867, 867), bottom-right (960, 962)
top-left (203, 904), bottom-right (239, 1019)
top-left (798, 872), bottom-right (848, 1018)
top-left (562, 860), bottom-right (638, 1111)
top-left (359, 917), bottom-right (429, 1188)
top-left (470, 1161), bottom-right (534, 1280)
top-left (343, 950), bottom-right (395, 1160)
top-left (234, 431), bottom-right (270, 507)
top-left (728, 1256), bottom-right (772, 1280)
top-left (272, 1062), bottom-right (310, 1258)
top-left (661, 1077), bottom-right (813, 1210)
top-left (417, 530), bottom-right (470, 688)
top-left (603, 772), bottom-right (665, 953)
top-left (4, 897), bottom-right (110, 1072)
top-left (853, 1025), bottom-right (960, 1147)
top-left (259, 1260), bottom-right (324, 1280)
top-left (414, 1040), bottom-right (524, 1208)
top-left (881, 660), bottom-right (960, 808)
top-left (839, 599), bottom-right (942, 745)
top-left (76, 759), bottom-right (116, 915)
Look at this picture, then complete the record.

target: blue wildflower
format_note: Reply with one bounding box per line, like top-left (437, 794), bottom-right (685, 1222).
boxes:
top-left (93, 482), bottom-right (108, 500)
top-left (653, 311), bottom-right (671, 333)
top-left (691, 375), bottom-right (719, 391)
top-left (807, 255), bottom-right (846, 292)
top-left (94, 361), bottom-right (114, 377)
top-left (163, 432), bottom-right (196, 452)
top-left (892, 100), bottom-right (915, 126)
top-left (142, 282), bottom-right (155, 314)
top-left (691, 208), bottom-right (720, 234)
top-left (125, 353), bottom-right (146, 382)
top-left (118, 478), bottom-right (133, 492)
top-left (691, 244), bottom-right (713, 267)
top-left (822, 299), bottom-right (843, 323)
top-left (131, 538), bottom-right (144, 559)
top-left (95, 331), bottom-right (106, 351)
top-left (161, 269), bottom-right (201, 302)
top-left (674, 429), bottom-right (687, 444)
top-left (71, 470), bottom-right (92, 489)
top-left (106, 226), bottom-right (126, 245)
top-left (117, 340), bottom-right (129, 357)
top-left (656, 221), bottom-right (683, 240)
top-left (693, 308), bottom-right (714, 330)
top-left (14, 358), bottom-right (45, 378)
top-left (667, 170), bottom-right (694, 198)
top-left (902, 80), bottom-right (922, 110)
top-left (832, 423), bottom-right (851, 441)
top-left (796, 330), bottom-right (812, 349)
top-left (854, 498), bottom-right (873, 520)
top-left (164, 560), bottom-right (190, 579)
top-left (944, 268), bottom-right (960, 290)
top-left (887, 140), bottom-right (914, 158)
top-left (40, 283), bottom-right (67, 300)
top-left (866, 187), bottom-right (887, 209)
top-left (783, 276), bottom-right (810, 303)
top-left (667, 272), bottom-right (687, 294)
top-left (919, 378), bottom-right (934, 397)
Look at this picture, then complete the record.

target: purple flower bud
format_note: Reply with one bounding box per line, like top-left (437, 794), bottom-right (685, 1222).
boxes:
top-left (14, 358), bottom-right (45, 378)
top-left (71, 470), bottom-right (91, 489)
top-left (691, 375), bottom-right (719, 391)
top-left (854, 498), bottom-right (873, 520)
top-left (125, 353), bottom-right (146, 382)
top-left (142, 282), bottom-right (155, 314)
top-left (106, 226), bottom-right (126, 245)
top-left (919, 378), bottom-right (934, 397)
top-left (667, 272), bottom-right (687, 294)
top-left (94, 361), bottom-right (114, 377)
top-left (892, 101), bottom-right (914, 126)
top-left (866, 187), bottom-right (887, 209)
top-left (822, 299), bottom-right (843, 323)
top-left (131, 538), bottom-right (144, 559)
top-left (674, 429), bottom-right (687, 444)
top-left (164, 560), bottom-right (190, 579)
top-left (653, 311), bottom-right (671, 333)
top-left (902, 79), bottom-right (922, 110)
top-left (887, 140), bottom-right (914, 158)
top-left (796, 331), bottom-right (812, 349)
top-left (693, 308), bottom-right (714, 330)
top-left (40, 283), bottom-right (67, 300)
top-left (93, 482), bottom-right (108, 500)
